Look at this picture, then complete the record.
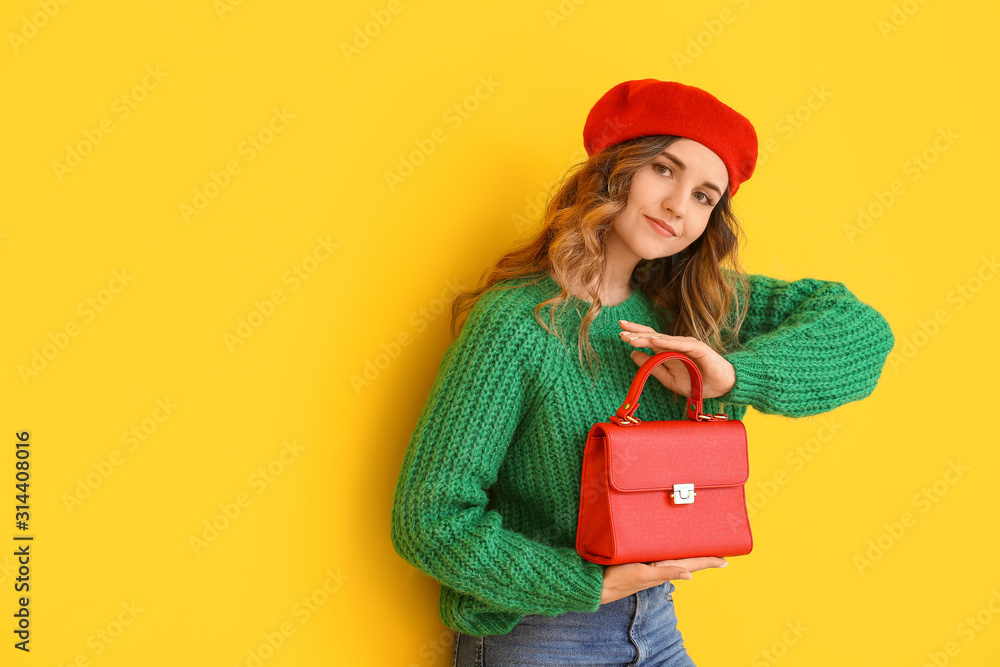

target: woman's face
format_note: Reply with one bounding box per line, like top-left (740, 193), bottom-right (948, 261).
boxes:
top-left (609, 137), bottom-right (729, 261)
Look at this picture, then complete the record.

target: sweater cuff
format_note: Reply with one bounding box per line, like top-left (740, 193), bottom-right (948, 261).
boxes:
top-left (717, 349), bottom-right (775, 409)
top-left (560, 557), bottom-right (605, 613)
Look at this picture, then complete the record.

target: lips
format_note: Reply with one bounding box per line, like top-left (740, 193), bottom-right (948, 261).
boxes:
top-left (644, 215), bottom-right (676, 237)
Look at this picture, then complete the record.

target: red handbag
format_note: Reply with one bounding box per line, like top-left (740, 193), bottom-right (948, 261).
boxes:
top-left (576, 351), bottom-right (753, 565)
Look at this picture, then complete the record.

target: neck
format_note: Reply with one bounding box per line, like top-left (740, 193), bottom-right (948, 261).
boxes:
top-left (568, 228), bottom-right (643, 306)
top-left (554, 266), bottom-right (637, 307)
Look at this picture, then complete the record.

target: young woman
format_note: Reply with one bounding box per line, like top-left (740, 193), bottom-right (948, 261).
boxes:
top-left (390, 79), bottom-right (895, 666)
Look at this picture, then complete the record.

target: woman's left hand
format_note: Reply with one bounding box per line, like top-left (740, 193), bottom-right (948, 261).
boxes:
top-left (618, 320), bottom-right (736, 399)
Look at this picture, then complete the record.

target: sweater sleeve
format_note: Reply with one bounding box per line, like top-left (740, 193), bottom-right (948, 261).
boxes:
top-left (389, 287), bottom-right (605, 617)
top-left (716, 273), bottom-right (895, 418)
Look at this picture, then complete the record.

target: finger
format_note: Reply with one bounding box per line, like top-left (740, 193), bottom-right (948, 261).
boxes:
top-left (629, 350), bottom-right (650, 364)
top-left (628, 336), bottom-right (711, 361)
top-left (625, 334), bottom-right (699, 352)
top-left (619, 329), bottom-right (661, 340)
top-left (618, 330), bottom-right (662, 345)
top-left (618, 319), bottom-right (658, 333)
top-left (649, 557), bottom-right (728, 571)
top-left (626, 351), bottom-right (683, 394)
top-left (645, 565), bottom-right (693, 581)
top-left (620, 333), bottom-right (680, 352)
top-left (619, 329), bottom-right (678, 345)
top-left (625, 348), bottom-right (678, 373)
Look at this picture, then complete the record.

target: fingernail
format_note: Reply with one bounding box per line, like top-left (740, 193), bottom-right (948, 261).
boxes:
top-left (720, 562), bottom-right (728, 567)
top-left (619, 319), bottom-right (629, 324)
top-left (679, 572), bottom-right (693, 580)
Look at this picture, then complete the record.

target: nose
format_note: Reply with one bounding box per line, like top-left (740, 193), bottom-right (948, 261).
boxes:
top-left (662, 188), bottom-right (685, 219)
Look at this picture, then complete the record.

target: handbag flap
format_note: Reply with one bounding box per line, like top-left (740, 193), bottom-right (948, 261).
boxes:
top-left (594, 420), bottom-right (748, 492)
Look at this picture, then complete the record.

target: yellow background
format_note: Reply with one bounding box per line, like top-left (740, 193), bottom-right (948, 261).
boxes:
top-left (2, 0), bottom-right (999, 665)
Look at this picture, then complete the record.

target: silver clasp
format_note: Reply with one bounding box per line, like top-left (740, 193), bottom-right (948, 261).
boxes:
top-left (671, 483), bottom-right (696, 504)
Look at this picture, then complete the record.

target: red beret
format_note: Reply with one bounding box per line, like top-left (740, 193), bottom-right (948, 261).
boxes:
top-left (583, 79), bottom-right (758, 197)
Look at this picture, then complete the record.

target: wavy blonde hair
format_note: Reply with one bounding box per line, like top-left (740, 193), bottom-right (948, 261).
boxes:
top-left (449, 135), bottom-right (753, 382)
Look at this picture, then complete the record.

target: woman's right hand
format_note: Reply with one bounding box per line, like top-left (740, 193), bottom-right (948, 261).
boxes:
top-left (599, 557), bottom-right (728, 604)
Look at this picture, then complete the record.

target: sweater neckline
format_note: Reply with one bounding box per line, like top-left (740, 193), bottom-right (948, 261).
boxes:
top-left (538, 273), bottom-right (651, 334)
top-left (541, 272), bottom-right (637, 307)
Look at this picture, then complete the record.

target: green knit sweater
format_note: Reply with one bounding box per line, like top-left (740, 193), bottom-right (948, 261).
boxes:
top-left (390, 271), bottom-right (894, 636)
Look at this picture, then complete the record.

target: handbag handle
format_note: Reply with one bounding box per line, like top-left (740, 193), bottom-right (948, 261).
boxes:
top-left (611, 351), bottom-right (729, 425)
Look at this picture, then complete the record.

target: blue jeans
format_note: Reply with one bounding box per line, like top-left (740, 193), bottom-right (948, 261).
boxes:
top-left (451, 581), bottom-right (696, 666)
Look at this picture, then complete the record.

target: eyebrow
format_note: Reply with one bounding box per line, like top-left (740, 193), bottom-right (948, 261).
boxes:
top-left (658, 150), bottom-right (725, 198)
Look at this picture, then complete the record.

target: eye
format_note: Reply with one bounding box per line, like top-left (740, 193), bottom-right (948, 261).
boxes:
top-left (654, 162), bottom-right (714, 205)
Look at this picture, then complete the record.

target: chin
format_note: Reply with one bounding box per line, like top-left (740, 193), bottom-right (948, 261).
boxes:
top-left (641, 240), bottom-right (676, 260)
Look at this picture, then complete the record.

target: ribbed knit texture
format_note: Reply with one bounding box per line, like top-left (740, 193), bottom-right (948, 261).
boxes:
top-left (390, 271), bottom-right (895, 636)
